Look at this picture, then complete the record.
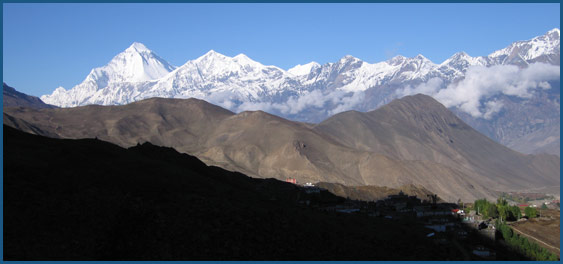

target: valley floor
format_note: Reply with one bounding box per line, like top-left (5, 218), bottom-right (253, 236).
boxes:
top-left (509, 209), bottom-right (560, 256)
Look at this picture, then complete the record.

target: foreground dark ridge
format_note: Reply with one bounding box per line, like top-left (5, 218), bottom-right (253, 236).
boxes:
top-left (4, 94), bottom-right (559, 202)
top-left (3, 125), bottom-right (456, 260)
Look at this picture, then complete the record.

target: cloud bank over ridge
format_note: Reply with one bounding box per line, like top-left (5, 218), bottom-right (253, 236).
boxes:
top-left (203, 89), bottom-right (365, 117)
top-left (398, 63), bottom-right (560, 119)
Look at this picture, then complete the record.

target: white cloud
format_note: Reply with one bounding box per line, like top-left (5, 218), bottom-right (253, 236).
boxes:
top-left (201, 88), bottom-right (364, 118)
top-left (397, 77), bottom-right (444, 97)
top-left (203, 91), bottom-right (238, 110)
top-left (284, 90), bottom-right (327, 114)
top-left (483, 100), bottom-right (504, 120)
top-left (328, 90), bottom-right (365, 115)
top-left (237, 101), bottom-right (277, 112)
top-left (397, 63), bottom-right (560, 119)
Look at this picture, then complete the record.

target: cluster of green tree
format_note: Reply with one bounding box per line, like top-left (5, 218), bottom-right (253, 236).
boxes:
top-left (474, 198), bottom-right (521, 221)
top-left (496, 221), bottom-right (558, 261)
top-left (524, 206), bottom-right (538, 218)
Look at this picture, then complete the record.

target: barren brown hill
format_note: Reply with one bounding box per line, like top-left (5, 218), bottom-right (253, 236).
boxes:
top-left (4, 97), bottom-right (234, 152)
top-left (4, 95), bottom-right (558, 202)
top-left (314, 95), bottom-right (560, 195)
top-left (3, 83), bottom-right (56, 109)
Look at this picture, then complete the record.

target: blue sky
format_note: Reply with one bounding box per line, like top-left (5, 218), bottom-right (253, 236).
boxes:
top-left (2, 3), bottom-right (560, 97)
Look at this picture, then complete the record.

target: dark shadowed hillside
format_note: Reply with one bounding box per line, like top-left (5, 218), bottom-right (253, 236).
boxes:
top-left (317, 182), bottom-right (441, 203)
top-left (4, 125), bottom-right (475, 261)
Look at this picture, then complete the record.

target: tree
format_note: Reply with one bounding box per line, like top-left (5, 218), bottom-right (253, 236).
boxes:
top-left (498, 205), bottom-right (509, 222)
top-left (524, 206), bottom-right (538, 218)
top-left (541, 203), bottom-right (547, 209)
top-left (509, 205), bottom-right (521, 221)
top-left (474, 199), bottom-right (489, 216)
top-left (487, 204), bottom-right (499, 219)
top-left (497, 197), bottom-right (508, 207)
top-left (548, 253), bottom-right (559, 261)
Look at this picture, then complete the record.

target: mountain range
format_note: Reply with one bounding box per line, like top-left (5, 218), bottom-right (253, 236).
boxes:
top-left (40, 29), bottom-right (560, 155)
top-left (5, 94), bottom-right (559, 202)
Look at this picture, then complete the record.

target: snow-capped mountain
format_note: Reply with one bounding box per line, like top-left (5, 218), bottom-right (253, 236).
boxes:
top-left (146, 50), bottom-right (297, 103)
top-left (41, 42), bottom-right (176, 107)
top-left (489, 28), bottom-right (560, 64)
top-left (287, 62), bottom-right (321, 77)
top-left (41, 29), bottom-right (560, 155)
top-left (293, 54), bottom-right (439, 93)
top-left (42, 29), bottom-right (559, 109)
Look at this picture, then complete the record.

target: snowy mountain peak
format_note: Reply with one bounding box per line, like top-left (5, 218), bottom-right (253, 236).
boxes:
top-left (442, 51), bottom-right (474, 63)
top-left (548, 28), bottom-right (560, 35)
top-left (488, 28), bottom-right (560, 61)
top-left (192, 50), bottom-right (235, 67)
top-left (438, 51), bottom-right (487, 75)
top-left (534, 28), bottom-right (560, 43)
top-left (126, 42), bottom-right (151, 53)
top-left (415, 54), bottom-right (428, 60)
top-left (339, 55), bottom-right (361, 63)
top-left (95, 42), bottom-right (176, 83)
top-left (51, 86), bottom-right (67, 95)
top-left (388, 54), bottom-right (434, 68)
top-left (198, 50), bottom-right (227, 59)
top-left (545, 28), bottom-right (560, 41)
top-left (41, 42), bottom-right (177, 107)
top-left (232, 53), bottom-right (263, 68)
top-left (388, 55), bottom-right (407, 65)
top-left (287, 61), bottom-right (320, 76)
top-left (233, 53), bottom-right (249, 60)
top-left (189, 50), bottom-right (268, 75)
top-left (454, 51), bottom-right (469, 57)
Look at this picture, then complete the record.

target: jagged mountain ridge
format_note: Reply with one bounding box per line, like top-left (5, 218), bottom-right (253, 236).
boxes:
top-left (39, 29), bottom-right (560, 155)
top-left (5, 94), bottom-right (559, 202)
top-left (41, 29), bottom-right (560, 108)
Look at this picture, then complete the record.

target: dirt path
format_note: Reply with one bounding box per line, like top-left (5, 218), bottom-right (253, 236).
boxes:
top-left (510, 225), bottom-right (560, 253)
